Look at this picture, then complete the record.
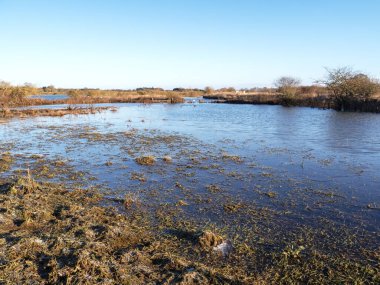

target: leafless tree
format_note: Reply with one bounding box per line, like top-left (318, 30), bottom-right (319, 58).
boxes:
top-left (274, 76), bottom-right (301, 97)
top-left (321, 67), bottom-right (379, 101)
top-left (204, 86), bottom-right (214, 94)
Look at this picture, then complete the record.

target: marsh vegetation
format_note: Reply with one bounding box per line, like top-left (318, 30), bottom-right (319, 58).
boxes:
top-left (2, 66), bottom-right (379, 114)
top-left (0, 103), bottom-right (379, 283)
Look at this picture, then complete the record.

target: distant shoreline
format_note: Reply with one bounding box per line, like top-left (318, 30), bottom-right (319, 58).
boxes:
top-left (204, 93), bottom-right (380, 113)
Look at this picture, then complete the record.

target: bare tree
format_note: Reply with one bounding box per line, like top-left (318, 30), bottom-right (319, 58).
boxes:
top-left (274, 76), bottom-right (301, 97)
top-left (204, 86), bottom-right (214, 94)
top-left (321, 67), bottom-right (379, 101)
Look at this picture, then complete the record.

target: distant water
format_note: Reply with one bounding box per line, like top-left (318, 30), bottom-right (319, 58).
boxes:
top-left (30, 94), bottom-right (69, 100)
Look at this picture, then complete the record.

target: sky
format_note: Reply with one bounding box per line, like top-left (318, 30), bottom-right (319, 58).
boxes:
top-left (0, 0), bottom-right (379, 89)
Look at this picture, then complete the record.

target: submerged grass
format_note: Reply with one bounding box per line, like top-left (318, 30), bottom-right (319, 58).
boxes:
top-left (1, 121), bottom-right (379, 284)
top-left (0, 176), bottom-right (378, 284)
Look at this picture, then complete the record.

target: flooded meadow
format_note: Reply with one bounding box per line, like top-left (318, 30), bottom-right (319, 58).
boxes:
top-left (1, 101), bottom-right (379, 283)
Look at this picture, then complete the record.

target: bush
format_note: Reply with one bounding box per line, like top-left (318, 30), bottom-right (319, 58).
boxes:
top-left (204, 86), bottom-right (214, 94)
top-left (67, 90), bottom-right (81, 97)
top-left (322, 67), bottom-right (379, 101)
top-left (167, 93), bottom-right (184, 103)
top-left (9, 87), bottom-right (28, 104)
top-left (275, 76), bottom-right (301, 97)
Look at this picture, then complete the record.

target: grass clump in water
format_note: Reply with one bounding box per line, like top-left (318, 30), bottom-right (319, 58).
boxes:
top-left (265, 191), bottom-right (277, 198)
top-left (223, 202), bottom-right (243, 213)
top-left (0, 152), bottom-right (13, 172)
top-left (135, 155), bottom-right (156, 165)
top-left (206, 184), bottom-right (222, 193)
top-left (221, 152), bottom-right (243, 163)
top-left (123, 192), bottom-right (140, 209)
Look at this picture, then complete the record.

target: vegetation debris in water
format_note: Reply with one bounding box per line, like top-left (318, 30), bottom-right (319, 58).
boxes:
top-left (135, 155), bottom-right (156, 165)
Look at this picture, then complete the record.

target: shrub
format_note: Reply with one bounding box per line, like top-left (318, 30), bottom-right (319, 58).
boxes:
top-left (67, 89), bottom-right (81, 97)
top-left (9, 87), bottom-right (28, 104)
top-left (167, 93), bottom-right (184, 103)
top-left (274, 76), bottom-right (301, 97)
top-left (204, 86), bottom-right (214, 94)
top-left (322, 67), bottom-right (379, 101)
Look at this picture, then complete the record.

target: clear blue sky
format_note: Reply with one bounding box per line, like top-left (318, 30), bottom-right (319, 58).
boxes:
top-left (1, 0), bottom-right (379, 89)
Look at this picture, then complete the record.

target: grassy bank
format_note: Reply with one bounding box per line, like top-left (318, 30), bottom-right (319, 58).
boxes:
top-left (0, 86), bottom-right (206, 108)
top-left (0, 106), bottom-right (114, 118)
top-left (205, 93), bottom-right (380, 113)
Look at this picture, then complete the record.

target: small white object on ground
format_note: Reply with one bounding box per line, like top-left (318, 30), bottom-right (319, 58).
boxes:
top-left (213, 240), bottom-right (233, 256)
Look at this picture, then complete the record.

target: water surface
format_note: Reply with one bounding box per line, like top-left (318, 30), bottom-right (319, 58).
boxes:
top-left (29, 94), bottom-right (69, 100)
top-left (1, 102), bottom-right (379, 252)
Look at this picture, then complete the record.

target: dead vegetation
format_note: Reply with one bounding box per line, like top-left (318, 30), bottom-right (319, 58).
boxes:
top-left (0, 128), bottom-right (379, 284)
top-left (0, 153), bottom-right (13, 172)
top-left (0, 83), bottom-right (203, 108)
top-left (197, 231), bottom-right (224, 249)
top-left (222, 153), bottom-right (243, 163)
top-left (0, 106), bottom-right (113, 118)
top-left (0, 177), bottom-right (243, 284)
top-left (0, 114), bottom-right (379, 284)
top-left (0, 176), bottom-right (378, 284)
top-left (135, 156), bottom-right (156, 166)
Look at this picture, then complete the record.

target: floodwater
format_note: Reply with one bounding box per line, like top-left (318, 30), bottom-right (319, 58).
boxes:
top-left (1, 101), bottom-right (379, 256)
top-left (29, 94), bottom-right (69, 100)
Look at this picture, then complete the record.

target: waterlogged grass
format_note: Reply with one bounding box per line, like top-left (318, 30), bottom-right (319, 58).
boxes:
top-left (1, 176), bottom-right (378, 284)
top-left (135, 155), bottom-right (156, 166)
top-left (0, 177), bottom-right (241, 284)
top-left (0, 153), bottom-right (13, 172)
top-left (0, 106), bottom-right (113, 118)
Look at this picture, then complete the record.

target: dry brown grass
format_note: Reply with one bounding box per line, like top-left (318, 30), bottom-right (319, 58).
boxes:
top-left (62, 89), bottom-right (199, 104)
top-left (373, 92), bottom-right (380, 99)
top-left (0, 106), bottom-right (112, 118)
top-left (0, 168), bottom-right (378, 284)
top-left (0, 152), bottom-right (13, 172)
top-left (0, 177), bottom-right (246, 284)
top-left (135, 156), bottom-right (156, 166)
top-left (0, 87), bottom-right (203, 108)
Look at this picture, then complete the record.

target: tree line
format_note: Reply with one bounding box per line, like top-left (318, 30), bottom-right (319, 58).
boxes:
top-left (1, 66), bottom-right (379, 109)
top-left (274, 67), bottom-right (380, 103)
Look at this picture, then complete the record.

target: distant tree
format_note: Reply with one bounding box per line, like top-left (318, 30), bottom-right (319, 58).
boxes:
top-left (173, 88), bottom-right (185, 92)
top-left (217, 87), bottom-right (236, 93)
top-left (204, 86), bottom-right (214, 94)
top-left (321, 67), bottom-right (379, 101)
top-left (136, 87), bottom-right (164, 92)
top-left (42, 85), bottom-right (56, 93)
top-left (274, 76), bottom-right (301, 97)
top-left (22, 82), bottom-right (37, 96)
